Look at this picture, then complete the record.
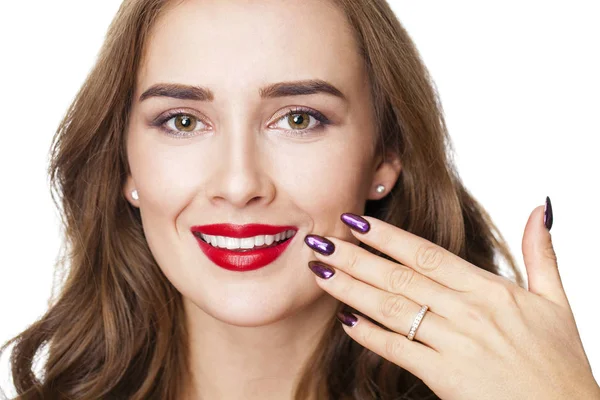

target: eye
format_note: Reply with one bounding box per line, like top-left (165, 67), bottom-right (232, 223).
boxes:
top-left (152, 107), bottom-right (330, 138)
top-left (270, 107), bottom-right (331, 135)
top-left (153, 111), bottom-right (210, 138)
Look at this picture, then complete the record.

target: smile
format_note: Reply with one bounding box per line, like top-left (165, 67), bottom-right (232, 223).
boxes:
top-left (190, 224), bottom-right (297, 271)
top-left (194, 230), bottom-right (295, 251)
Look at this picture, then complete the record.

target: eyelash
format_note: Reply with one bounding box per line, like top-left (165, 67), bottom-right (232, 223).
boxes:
top-left (152, 106), bottom-right (331, 139)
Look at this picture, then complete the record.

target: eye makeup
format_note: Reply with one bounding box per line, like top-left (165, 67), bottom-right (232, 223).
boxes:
top-left (148, 106), bottom-right (332, 139)
top-left (149, 108), bottom-right (209, 138)
top-left (269, 106), bottom-right (332, 137)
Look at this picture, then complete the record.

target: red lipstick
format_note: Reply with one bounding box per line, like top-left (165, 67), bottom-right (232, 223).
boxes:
top-left (191, 224), bottom-right (297, 271)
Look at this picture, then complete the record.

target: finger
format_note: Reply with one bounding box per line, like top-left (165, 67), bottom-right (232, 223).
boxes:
top-left (521, 201), bottom-right (569, 307)
top-left (336, 310), bottom-right (441, 381)
top-left (306, 234), bottom-right (463, 320)
top-left (340, 214), bottom-right (492, 292)
top-left (310, 263), bottom-right (455, 351)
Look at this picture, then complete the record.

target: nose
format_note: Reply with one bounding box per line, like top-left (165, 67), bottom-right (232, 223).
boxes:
top-left (205, 121), bottom-right (275, 209)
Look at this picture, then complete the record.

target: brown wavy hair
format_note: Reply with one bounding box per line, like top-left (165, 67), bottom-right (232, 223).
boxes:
top-left (1, 0), bottom-right (525, 398)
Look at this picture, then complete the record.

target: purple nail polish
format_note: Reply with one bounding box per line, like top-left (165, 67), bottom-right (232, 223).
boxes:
top-left (544, 196), bottom-right (553, 231)
top-left (308, 261), bottom-right (335, 279)
top-left (336, 311), bottom-right (358, 327)
top-left (304, 234), bottom-right (335, 255)
top-left (340, 213), bottom-right (370, 233)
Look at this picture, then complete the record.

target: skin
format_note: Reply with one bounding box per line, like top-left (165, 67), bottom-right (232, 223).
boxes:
top-left (310, 211), bottom-right (600, 399)
top-left (123, 0), bottom-right (401, 398)
top-left (123, 0), bottom-right (600, 399)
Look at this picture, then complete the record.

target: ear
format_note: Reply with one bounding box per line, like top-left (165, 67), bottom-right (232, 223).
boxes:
top-left (368, 150), bottom-right (402, 200)
top-left (123, 174), bottom-right (139, 208)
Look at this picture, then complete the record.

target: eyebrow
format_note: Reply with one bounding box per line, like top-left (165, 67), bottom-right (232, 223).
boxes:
top-left (138, 79), bottom-right (347, 103)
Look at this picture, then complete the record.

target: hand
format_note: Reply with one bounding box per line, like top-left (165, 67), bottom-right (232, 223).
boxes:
top-left (303, 204), bottom-right (600, 400)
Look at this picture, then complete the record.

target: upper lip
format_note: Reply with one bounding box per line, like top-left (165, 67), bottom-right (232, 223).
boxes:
top-left (190, 223), bottom-right (298, 238)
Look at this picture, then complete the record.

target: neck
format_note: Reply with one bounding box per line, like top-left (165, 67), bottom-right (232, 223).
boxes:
top-left (182, 293), bottom-right (339, 400)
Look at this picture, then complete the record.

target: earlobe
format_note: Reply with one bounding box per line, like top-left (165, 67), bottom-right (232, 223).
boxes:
top-left (369, 151), bottom-right (402, 199)
top-left (123, 175), bottom-right (139, 207)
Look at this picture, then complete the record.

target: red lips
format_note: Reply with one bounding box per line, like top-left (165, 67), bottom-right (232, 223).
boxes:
top-left (191, 223), bottom-right (296, 237)
top-left (191, 224), bottom-right (297, 271)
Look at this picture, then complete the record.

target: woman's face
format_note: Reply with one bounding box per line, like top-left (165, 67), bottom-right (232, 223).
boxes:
top-left (124, 0), bottom-right (400, 326)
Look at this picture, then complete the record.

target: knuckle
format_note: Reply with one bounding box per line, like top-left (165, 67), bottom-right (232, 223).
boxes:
top-left (360, 325), bottom-right (373, 344)
top-left (415, 244), bottom-right (444, 272)
top-left (488, 281), bottom-right (519, 309)
top-left (464, 305), bottom-right (488, 327)
top-left (339, 281), bottom-right (354, 299)
top-left (543, 242), bottom-right (558, 263)
top-left (371, 229), bottom-right (394, 249)
top-left (459, 292), bottom-right (496, 332)
top-left (386, 266), bottom-right (415, 294)
top-left (374, 229), bottom-right (394, 249)
top-left (380, 295), bottom-right (408, 319)
top-left (346, 250), bottom-right (361, 274)
top-left (385, 336), bottom-right (405, 360)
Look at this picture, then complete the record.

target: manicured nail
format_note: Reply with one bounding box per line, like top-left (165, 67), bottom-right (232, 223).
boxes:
top-left (544, 196), bottom-right (553, 231)
top-left (336, 311), bottom-right (358, 327)
top-left (304, 234), bottom-right (335, 255)
top-left (308, 261), bottom-right (335, 279)
top-left (340, 213), bottom-right (370, 233)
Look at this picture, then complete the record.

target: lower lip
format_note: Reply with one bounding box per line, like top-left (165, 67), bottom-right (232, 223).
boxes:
top-left (194, 236), bottom-right (294, 271)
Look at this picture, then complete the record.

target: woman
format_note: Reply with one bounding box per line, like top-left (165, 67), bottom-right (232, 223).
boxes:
top-left (1, 0), bottom-right (599, 399)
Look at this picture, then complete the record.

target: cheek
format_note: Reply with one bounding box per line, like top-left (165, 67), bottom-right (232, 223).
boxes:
top-left (128, 138), bottom-right (209, 212)
top-left (272, 137), bottom-right (373, 218)
top-left (126, 134), bottom-right (209, 280)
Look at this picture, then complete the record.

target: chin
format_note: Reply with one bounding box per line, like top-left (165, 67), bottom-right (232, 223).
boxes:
top-left (179, 276), bottom-right (323, 328)
top-left (184, 293), bottom-right (300, 328)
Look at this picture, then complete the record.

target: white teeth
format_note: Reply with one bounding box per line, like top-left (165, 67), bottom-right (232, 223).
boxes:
top-left (255, 235), bottom-right (265, 246)
top-left (226, 237), bottom-right (240, 249)
top-left (240, 237), bottom-right (255, 249)
top-left (198, 231), bottom-right (295, 249)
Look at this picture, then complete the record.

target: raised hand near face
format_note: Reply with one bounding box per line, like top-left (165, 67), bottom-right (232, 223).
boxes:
top-left (304, 198), bottom-right (600, 400)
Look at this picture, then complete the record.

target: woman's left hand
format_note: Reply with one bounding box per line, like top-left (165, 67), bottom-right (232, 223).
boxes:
top-left (304, 204), bottom-right (600, 400)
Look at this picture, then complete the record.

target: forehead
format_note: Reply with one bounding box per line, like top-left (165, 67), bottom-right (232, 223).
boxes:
top-left (136, 0), bottom-right (366, 100)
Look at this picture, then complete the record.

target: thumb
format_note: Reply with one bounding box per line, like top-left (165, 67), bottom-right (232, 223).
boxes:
top-left (521, 196), bottom-right (568, 306)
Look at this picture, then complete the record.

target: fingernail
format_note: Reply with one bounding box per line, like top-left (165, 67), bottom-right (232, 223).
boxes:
top-left (340, 213), bottom-right (370, 233)
top-left (304, 234), bottom-right (335, 255)
top-left (308, 261), bottom-right (335, 279)
top-left (544, 196), bottom-right (553, 231)
top-left (336, 311), bottom-right (358, 327)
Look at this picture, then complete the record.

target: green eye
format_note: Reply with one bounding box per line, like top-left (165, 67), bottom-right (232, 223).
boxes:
top-left (271, 107), bottom-right (331, 135)
top-left (173, 114), bottom-right (198, 132)
top-left (287, 113), bottom-right (311, 130)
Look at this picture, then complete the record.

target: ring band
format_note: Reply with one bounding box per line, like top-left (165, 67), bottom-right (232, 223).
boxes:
top-left (407, 305), bottom-right (429, 341)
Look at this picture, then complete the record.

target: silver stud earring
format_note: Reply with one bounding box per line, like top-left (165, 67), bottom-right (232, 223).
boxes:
top-left (131, 189), bottom-right (139, 200)
top-left (375, 184), bottom-right (385, 194)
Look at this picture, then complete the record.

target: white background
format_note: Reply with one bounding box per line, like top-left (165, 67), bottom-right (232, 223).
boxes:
top-left (0, 0), bottom-right (598, 395)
